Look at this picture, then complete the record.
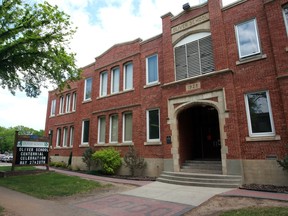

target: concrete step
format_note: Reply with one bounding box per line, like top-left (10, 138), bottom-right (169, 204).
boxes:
top-left (157, 171), bottom-right (242, 188)
top-left (181, 160), bottom-right (222, 174)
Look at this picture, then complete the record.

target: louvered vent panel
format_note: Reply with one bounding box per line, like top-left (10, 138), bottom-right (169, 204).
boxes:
top-left (175, 45), bottom-right (188, 81)
top-left (187, 40), bottom-right (200, 78)
top-left (199, 36), bottom-right (215, 74)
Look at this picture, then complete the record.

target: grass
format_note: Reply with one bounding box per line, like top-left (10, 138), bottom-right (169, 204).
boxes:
top-left (220, 207), bottom-right (288, 216)
top-left (0, 206), bottom-right (4, 216)
top-left (0, 172), bottom-right (105, 199)
top-left (0, 166), bottom-right (37, 172)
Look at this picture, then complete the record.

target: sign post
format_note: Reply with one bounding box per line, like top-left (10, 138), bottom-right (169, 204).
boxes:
top-left (12, 131), bottom-right (50, 171)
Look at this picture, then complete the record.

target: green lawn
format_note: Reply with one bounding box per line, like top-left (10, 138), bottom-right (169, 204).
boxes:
top-left (0, 172), bottom-right (107, 199)
top-left (220, 207), bottom-right (288, 216)
top-left (0, 166), bottom-right (37, 172)
top-left (0, 206), bottom-right (4, 216)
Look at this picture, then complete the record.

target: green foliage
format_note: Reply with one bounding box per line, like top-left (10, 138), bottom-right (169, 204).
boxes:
top-left (277, 156), bottom-right (288, 172)
top-left (0, 125), bottom-right (43, 153)
top-left (92, 148), bottom-right (122, 175)
top-left (49, 161), bottom-right (67, 168)
top-left (0, 0), bottom-right (81, 97)
top-left (0, 172), bottom-right (103, 199)
top-left (82, 147), bottom-right (94, 171)
top-left (124, 146), bottom-right (146, 176)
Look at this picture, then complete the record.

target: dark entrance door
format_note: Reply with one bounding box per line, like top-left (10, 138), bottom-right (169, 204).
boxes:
top-left (178, 105), bottom-right (221, 162)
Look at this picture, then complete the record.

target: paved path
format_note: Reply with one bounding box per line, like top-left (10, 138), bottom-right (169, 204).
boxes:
top-left (0, 168), bottom-right (287, 215)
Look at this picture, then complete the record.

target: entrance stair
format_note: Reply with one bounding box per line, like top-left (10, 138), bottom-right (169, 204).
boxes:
top-left (157, 160), bottom-right (242, 188)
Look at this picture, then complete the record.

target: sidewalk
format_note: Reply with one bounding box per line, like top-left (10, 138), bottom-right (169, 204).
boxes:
top-left (0, 167), bottom-right (287, 216)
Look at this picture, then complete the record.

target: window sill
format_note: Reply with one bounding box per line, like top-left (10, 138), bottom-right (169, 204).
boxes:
top-left (144, 141), bottom-right (162, 146)
top-left (79, 144), bottom-right (89, 148)
top-left (54, 146), bottom-right (73, 149)
top-left (94, 142), bottom-right (134, 147)
top-left (82, 99), bottom-right (92, 104)
top-left (56, 111), bottom-right (76, 117)
top-left (286, 47), bottom-right (288, 52)
top-left (97, 89), bottom-right (134, 100)
top-left (144, 82), bottom-right (161, 89)
top-left (245, 135), bottom-right (281, 142)
top-left (236, 54), bottom-right (267, 66)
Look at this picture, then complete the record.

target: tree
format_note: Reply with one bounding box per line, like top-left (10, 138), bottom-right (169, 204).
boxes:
top-left (0, 0), bottom-right (81, 97)
top-left (123, 146), bottom-right (146, 176)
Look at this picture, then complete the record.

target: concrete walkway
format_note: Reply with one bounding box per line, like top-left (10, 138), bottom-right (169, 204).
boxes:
top-left (0, 167), bottom-right (287, 216)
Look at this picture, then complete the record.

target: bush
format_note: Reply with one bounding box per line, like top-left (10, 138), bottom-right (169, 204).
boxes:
top-left (49, 161), bottom-right (67, 168)
top-left (277, 155), bottom-right (288, 172)
top-left (124, 146), bottom-right (146, 176)
top-left (92, 148), bottom-right (122, 175)
top-left (82, 147), bottom-right (94, 171)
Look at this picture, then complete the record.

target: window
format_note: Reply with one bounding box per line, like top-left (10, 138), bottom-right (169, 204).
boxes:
top-left (62, 127), bottom-right (68, 147)
top-left (59, 96), bottom-right (64, 114)
top-left (222, 0), bottom-right (239, 7)
top-left (146, 109), bottom-right (160, 142)
top-left (244, 91), bottom-right (275, 137)
top-left (50, 99), bottom-right (56, 116)
top-left (84, 78), bottom-right (92, 101)
top-left (98, 116), bottom-right (106, 143)
top-left (123, 112), bottom-right (132, 142)
top-left (56, 128), bottom-right (61, 147)
top-left (146, 54), bottom-right (158, 84)
top-left (111, 67), bottom-right (120, 94)
top-left (81, 120), bottom-right (90, 144)
top-left (69, 127), bottom-right (74, 147)
top-left (283, 4), bottom-right (288, 35)
top-left (110, 115), bottom-right (118, 143)
top-left (175, 34), bottom-right (215, 80)
top-left (72, 92), bottom-right (77, 111)
top-left (235, 19), bottom-right (261, 58)
top-left (65, 94), bottom-right (71, 113)
top-left (124, 62), bottom-right (133, 90)
top-left (100, 71), bottom-right (108, 97)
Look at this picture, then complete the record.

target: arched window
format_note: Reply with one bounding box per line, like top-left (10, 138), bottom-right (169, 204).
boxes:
top-left (174, 33), bottom-right (215, 81)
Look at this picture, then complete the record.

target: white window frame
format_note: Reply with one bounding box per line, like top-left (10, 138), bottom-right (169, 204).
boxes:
top-left (146, 109), bottom-right (160, 142)
top-left (123, 112), bottom-right (132, 143)
top-left (84, 78), bottom-right (92, 101)
top-left (62, 127), bottom-right (68, 147)
top-left (56, 128), bottom-right (61, 147)
top-left (98, 116), bottom-right (106, 144)
top-left (283, 4), bottom-right (288, 36)
top-left (50, 99), bottom-right (56, 116)
top-left (72, 92), bottom-right (77, 111)
top-left (146, 54), bottom-right (159, 85)
top-left (81, 120), bottom-right (90, 145)
top-left (69, 126), bottom-right (74, 147)
top-left (244, 91), bottom-right (275, 137)
top-left (109, 115), bottom-right (118, 143)
top-left (111, 67), bottom-right (120, 94)
top-left (235, 18), bottom-right (261, 59)
top-left (59, 96), bottom-right (64, 114)
top-left (65, 94), bottom-right (71, 113)
top-left (100, 71), bottom-right (108, 97)
top-left (124, 62), bottom-right (133, 90)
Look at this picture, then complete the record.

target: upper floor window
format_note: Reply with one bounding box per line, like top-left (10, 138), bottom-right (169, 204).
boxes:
top-left (110, 115), bottom-right (118, 143)
top-left (174, 33), bottom-right (215, 81)
top-left (84, 78), bottom-right (92, 101)
top-left (124, 62), bottom-right (133, 90)
top-left (72, 92), bottom-right (77, 111)
top-left (244, 91), bottom-right (275, 137)
top-left (81, 120), bottom-right (90, 144)
top-left (50, 99), bottom-right (56, 116)
top-left (59, 96), bottom-right (64, 114)
top-left (100, 71), bottom-right (108, 97)
top-left (123, 112), bottom-right (132, 143)
top-left (146, 54), bottom-right (158, 85)
top-left (98, 116), bottom-right (106, 144)
top-left (235, 19), bottom-right (261, 59)
top-left (283, 4), bottom-right (288, 36)
top-left (111, 67), bottom-right (120, 94)
top-left (146, 109), bottom-right (160, 142)
top-left (65, 94), bottom-right (71, 113)
top-left (222, 0), bottom-right (239, 7)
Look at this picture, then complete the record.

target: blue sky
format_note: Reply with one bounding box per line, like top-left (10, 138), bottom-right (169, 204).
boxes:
top-left (0, 0), bottom-right (236, 130)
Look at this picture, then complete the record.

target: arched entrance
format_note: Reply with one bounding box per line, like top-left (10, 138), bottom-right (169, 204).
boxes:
top-left (177, 105), bottom-right (221, 165)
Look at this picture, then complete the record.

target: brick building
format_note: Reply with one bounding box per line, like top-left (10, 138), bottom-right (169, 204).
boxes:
top-left (45, 0), bottom-right (288, 185)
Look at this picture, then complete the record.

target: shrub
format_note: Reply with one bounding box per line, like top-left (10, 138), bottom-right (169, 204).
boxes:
top-left (82, 147), bottom-right (94, 171)
top-left (92, 148), bottom-right (122, 175)
top-left (277, 155), bottom-right (288, 172)
top-left (49, 161), bottom-right (67, 168)
top-left (124, 146), bottom-right (146, 176)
